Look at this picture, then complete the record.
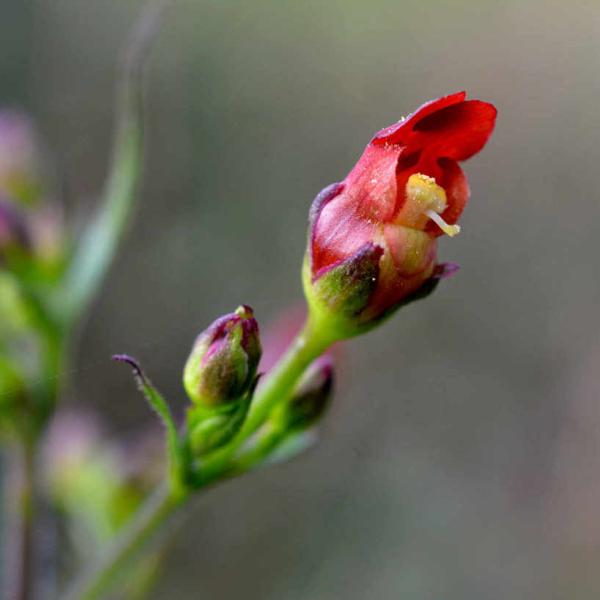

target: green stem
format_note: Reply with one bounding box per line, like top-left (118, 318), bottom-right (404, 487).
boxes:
top-left (62, 485), bottom-right (185, 600)
top-left (61, 0), bottom-right (169, 324)
top-left (231, 425), bottom-right (286, 474)
top-left (195, 316), bottom-right (333, 484)
top-left (3, 439), bottom-right (35, 600)
top-left (63, 316), bottom-right (332, 600)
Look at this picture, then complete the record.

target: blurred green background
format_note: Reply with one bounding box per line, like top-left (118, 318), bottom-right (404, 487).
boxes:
top-left (3, 0), bottom-right (600, 598)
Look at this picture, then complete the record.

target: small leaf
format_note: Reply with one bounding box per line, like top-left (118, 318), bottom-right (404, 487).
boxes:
top-left (112, 354), bottom-right (181, 481)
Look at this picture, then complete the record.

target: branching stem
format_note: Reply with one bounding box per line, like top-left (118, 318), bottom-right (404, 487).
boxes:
top-left (63, 317), bottom-right (332, 600)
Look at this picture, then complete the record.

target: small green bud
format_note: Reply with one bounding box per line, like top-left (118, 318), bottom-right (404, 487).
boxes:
top-left (183, 305), bottom-right (261, 408)
top-left (188, 403), bottom-right (246, 456)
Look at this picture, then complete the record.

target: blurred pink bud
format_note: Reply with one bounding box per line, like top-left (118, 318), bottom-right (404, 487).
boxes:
top-left (283, 354), bottom-right (334, 431)
top-left (0, 198), bottom-right (30, 260)
top-left (0, 110), bottom-right (42, 204)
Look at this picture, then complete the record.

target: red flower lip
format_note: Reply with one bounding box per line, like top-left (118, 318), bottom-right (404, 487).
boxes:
top-left (306, 92), bottom-right (496, 326)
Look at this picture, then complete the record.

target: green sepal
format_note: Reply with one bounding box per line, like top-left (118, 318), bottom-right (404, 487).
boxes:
top-left (112, 355), bottom-right (185, 492)
top-left (302, 242), bottom-right (383, 341)
top-left (186, 376), bottom-right (258, 456)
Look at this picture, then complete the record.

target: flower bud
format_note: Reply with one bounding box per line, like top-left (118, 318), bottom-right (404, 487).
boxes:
top-left (304, 92), bottom-right (496, 339)
top-left (0, 198), bottom-right (30, 262)
top-left (0, 110), bottom-right (42, 205)
top-left (43, 410), bottom-right (164, 541)
top-left (280, 355), bottom-right (334, 432)
top-left (183, 305), bottom-right (261, 408)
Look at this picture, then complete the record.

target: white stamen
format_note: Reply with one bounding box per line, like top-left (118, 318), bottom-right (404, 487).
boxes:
top-left (425, 209), bottom-right (461, 237)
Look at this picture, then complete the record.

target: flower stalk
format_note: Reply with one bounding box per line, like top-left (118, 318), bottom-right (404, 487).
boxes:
top-left (62, 0), bottom-right (171, 324)
top-left (62, 317), bottom-right (333, 599)
top-left (194, 316), bottom-right (334, 484)
top-left (62, 484), bottom-right (185, 600)
top-left (59, 89), bottom-right (497, 599)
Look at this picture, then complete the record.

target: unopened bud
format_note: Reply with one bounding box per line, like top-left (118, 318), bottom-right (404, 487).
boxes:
top-left (280, 355), bottom-right (334, 431)
top-left (183, 305), bottom-right (261, 408)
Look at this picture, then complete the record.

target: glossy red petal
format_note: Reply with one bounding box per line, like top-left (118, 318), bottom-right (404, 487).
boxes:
top-left (410, 100), bottom-right (497, 161)
top-left (373, 93), bottom-right (496, 164)
top-left (374, 92), bottom-right (467, 144)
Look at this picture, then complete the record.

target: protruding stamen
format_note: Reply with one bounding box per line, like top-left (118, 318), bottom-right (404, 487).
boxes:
top-left (425, 209), bottom-right (461, 237)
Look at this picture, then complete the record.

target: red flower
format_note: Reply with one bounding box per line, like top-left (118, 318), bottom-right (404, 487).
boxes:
top-left (305, 92), bottom-right (496, 332)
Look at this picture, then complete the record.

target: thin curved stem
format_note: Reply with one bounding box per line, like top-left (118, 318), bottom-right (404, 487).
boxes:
top-left (62, 485), bottom-right (185, 600)
top-left (61, 0), bottom-right (170, 324)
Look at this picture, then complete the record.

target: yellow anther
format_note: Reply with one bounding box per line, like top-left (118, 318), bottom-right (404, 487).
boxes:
top-left (406, 173), bottom-right (447, 214)
top-left (403, 173), bottom-right (461, 237)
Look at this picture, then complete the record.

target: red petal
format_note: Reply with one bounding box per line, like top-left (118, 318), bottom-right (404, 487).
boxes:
top-left (410, 100), bottom-right (497, 161)
top-left (373, 92), bottom-right (496, 163)
top-left (345, 142), bottom-right (401, 222)
top-left (374, 92), bottom-right (467, 143)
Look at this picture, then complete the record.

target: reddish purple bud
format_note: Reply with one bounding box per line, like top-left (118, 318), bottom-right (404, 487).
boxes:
top-left (183, 305), bottom-right (261, 407)
top-left (0, 198), bottom-right (30, 261)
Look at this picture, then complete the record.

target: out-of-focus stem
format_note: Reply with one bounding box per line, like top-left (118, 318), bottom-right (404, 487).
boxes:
top-left (62, 0), bottom-right (170, 324)
top-left (3, 440), bottom-right (35, 600)
top-left (62, 485), bottom-right (185, 600)
top-left (231, 425), bottom-right (286, 474)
